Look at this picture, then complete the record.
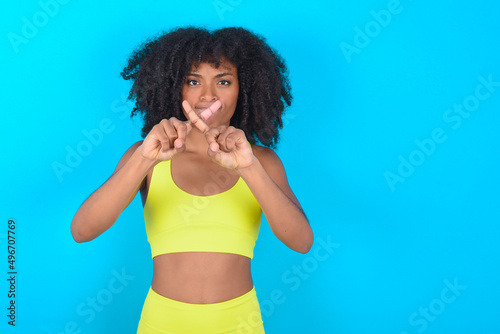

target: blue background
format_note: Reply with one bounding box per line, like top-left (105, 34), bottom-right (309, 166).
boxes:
top-left (2, 0), bottom-right (500, 333)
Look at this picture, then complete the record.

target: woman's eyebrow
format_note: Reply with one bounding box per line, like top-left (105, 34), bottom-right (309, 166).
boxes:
top-left (215, 72), bottom-right (234, 78)
top-left (186, 72), bottom-right (235, 78)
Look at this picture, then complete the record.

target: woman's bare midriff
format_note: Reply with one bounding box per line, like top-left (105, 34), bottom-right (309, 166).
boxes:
top-left (151, 252), bottom-right (253, 304)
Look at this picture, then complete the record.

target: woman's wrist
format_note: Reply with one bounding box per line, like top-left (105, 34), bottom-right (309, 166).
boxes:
top-left (235, 155), bottom-right (260, 178)
top-left (133, 144), bottom-right (158, 172)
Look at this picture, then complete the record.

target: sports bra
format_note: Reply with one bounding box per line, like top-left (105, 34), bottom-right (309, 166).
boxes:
top-left (143, 159), bottom-right (262, 259)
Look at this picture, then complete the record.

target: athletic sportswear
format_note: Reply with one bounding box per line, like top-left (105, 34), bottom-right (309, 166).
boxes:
top-left (137, 286), bottom-right (265, 333)
top-left (143, 159), bottom-right (262, 259)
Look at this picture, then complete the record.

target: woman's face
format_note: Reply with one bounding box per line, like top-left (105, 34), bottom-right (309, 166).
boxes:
top-left (181, 59), bottom-right (239, 127)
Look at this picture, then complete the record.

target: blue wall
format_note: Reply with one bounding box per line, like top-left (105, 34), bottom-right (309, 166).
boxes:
top-left (2, 0), bottom-right (500, 333)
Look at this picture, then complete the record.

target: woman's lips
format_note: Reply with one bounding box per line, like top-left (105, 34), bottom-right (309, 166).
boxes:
top-left (199, 100), bottom-right (222, 120)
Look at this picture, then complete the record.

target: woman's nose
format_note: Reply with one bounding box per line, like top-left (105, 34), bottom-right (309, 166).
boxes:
top-left (200, 84), bottom-right (217, 101)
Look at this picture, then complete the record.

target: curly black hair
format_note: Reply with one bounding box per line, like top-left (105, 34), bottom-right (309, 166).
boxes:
top-left (120, 26), bottom-right (292, 148)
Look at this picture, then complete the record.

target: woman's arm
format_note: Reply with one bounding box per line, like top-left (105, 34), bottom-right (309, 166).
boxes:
top-left (71, 116), bottom-right (193, 243)
top-left (238, 146), bottom-right (313, 254)
top-left (182, 101), bottom-right (313, 253)
top-left (70, 141), bottom-right (154, 242)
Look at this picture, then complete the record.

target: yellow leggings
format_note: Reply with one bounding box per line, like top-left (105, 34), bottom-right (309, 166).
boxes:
top-left (137, 287), bottom-right (265, 334)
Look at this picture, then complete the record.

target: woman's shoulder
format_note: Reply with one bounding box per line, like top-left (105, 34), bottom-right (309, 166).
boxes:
top-left (114, 140), bottom-right (144, 171)
top-left (126, 140), bottom-right (144, 153)
top-left (251, 144), bottom-right (285, 171)
top-left (252, 144), bottom-right (278, 160)
top-left (122, 140), bottom-right (144, 159)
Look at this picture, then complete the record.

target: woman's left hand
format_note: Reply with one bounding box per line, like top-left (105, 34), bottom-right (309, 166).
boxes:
top-left (182, 100), bottom-right (255, 170)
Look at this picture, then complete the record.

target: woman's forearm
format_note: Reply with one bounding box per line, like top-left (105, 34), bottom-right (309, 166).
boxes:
top-left (237, 157), bottom-right (313, 253)
top-left (71, 145), bottom-right (155, 242)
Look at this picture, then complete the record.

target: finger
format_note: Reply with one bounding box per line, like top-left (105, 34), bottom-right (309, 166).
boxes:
top-left (207, 144), bottom-right (223, 161)
top-left (182, 100), bottom-right (210, 134)
top-left (224, 132), bottom-right (238, 151)
top-left (159, 119), bottom-right (179, 148)
top-left (170, 118), bottom-right (191, 149)
top-left (216, 126), bottom-right (238, 151)
top-left (199, 100), bottom-right (222, 121)
top-left (205, 127), bottom-right (221, 152)
top-left (151, 122), bottom-right (172, 153)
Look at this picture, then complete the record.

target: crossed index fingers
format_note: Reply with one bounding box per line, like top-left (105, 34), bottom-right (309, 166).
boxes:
top-left (182, 100), bottom-right (210, 134)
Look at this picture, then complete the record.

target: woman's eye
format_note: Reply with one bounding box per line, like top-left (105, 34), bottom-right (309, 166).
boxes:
top-left (218, 80), bottom-right (230, 85)
top-left (186, 80), bottom-right (199, 86)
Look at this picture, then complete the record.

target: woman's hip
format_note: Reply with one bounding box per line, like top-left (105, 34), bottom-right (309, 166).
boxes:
top-left (137, 286), bottom-right (265, 334)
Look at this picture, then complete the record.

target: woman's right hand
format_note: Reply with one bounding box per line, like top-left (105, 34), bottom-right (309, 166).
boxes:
top-left (140, 117), bottom-right (193, 162)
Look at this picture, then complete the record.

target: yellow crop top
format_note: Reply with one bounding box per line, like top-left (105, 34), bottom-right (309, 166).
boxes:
top-left (143, 159), bottom-right (262, 259)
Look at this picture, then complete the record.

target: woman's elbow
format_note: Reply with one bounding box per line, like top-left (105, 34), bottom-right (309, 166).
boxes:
top-left (71, 218), bottom-right (91, 243)
top-left (71, 226), bottom-right (85, 243)
top-left (294, 229), bottom-right (314, 254)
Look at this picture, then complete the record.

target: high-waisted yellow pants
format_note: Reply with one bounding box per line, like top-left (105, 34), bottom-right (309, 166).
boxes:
top-left (137, 287), bottom-right (265, 334)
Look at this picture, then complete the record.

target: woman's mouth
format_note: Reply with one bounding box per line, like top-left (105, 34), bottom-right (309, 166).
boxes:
top-left (198, 100), bottom-right (222, 120)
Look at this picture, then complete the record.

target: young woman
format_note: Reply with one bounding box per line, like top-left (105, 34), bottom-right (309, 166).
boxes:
top-left (71, 26), bottom-right (313, 334)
